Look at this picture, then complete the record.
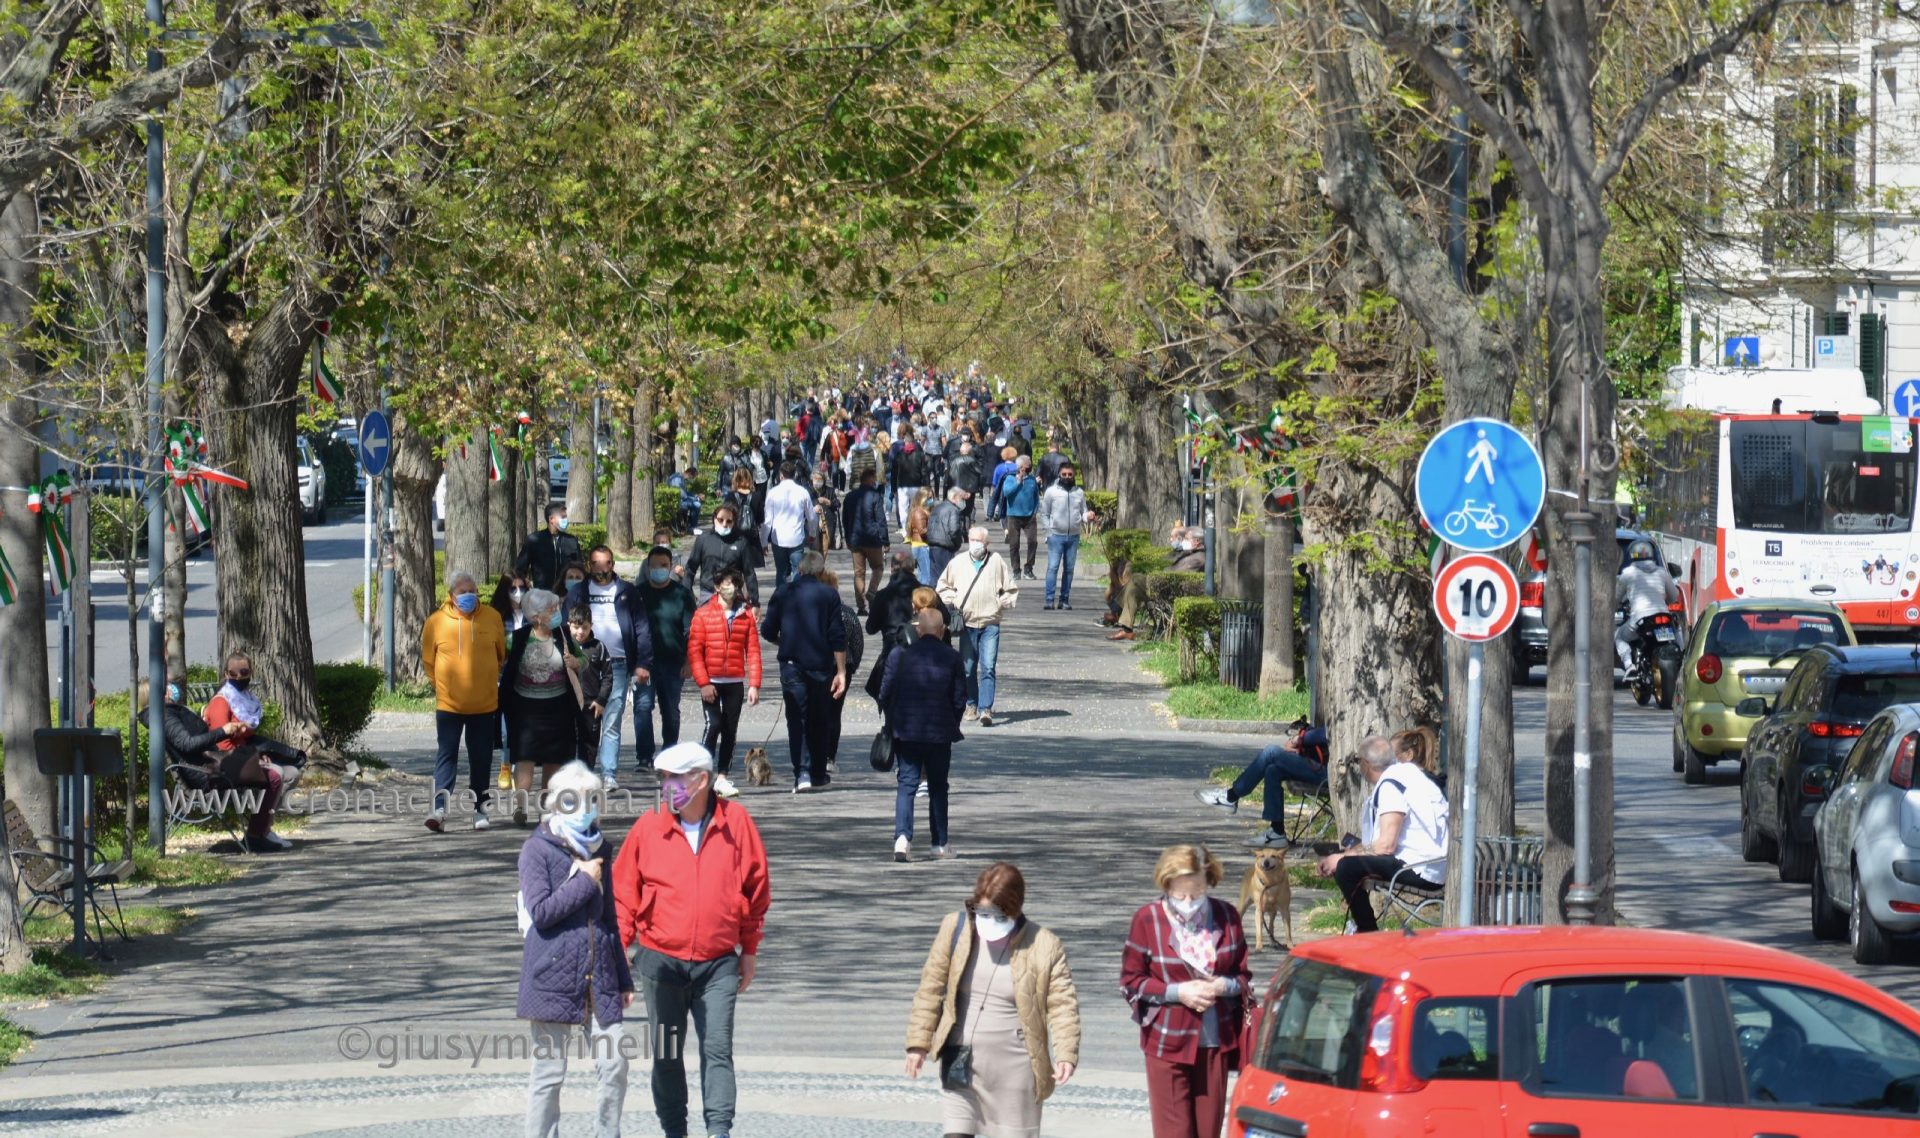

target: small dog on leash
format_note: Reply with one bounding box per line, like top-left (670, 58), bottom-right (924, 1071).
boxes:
top-left (1238, 848), bottom-right (1294, 951)
top-left (744, 747), bottom-right (774, 787)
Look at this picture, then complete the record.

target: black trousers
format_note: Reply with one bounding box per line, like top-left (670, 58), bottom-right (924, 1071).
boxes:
top-left (1332, 854), bottom-right (1406, 933)
top-left (700, 681), bottom-right (746, 774)
top-left (779, 660), bottom-right (836, 781)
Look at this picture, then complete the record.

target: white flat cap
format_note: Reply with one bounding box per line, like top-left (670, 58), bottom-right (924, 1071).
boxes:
top-left (653, 742), bottom-right (714, 774)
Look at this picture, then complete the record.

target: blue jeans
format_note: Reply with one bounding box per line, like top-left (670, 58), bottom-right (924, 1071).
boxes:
top-left (927, 545), bottom-right (956, 583)
top-left (958, 623), bottom-right (1001, 712)
top-left (1231, 745), bottom-right (1325, 827)
top-left (1045, 533), bottom-right (1079, 605)
top-left (433, 711), bottom-right (496, 812)
top-left (894, 740), bottom-right (951, 847)
top-left (595, 658), bottom-right (632, 778)
top-left (634, 946), bottom-right (739, 1138)
top-left (913, 544), bottom-right (933, 583)
top-left (772, 543), bottom-right (804, 585)
top-left (631, 664), bottom-right (685, 765)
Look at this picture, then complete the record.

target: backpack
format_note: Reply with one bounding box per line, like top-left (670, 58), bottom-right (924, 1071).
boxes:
top-left (896, 443), bottom-right (926, 485)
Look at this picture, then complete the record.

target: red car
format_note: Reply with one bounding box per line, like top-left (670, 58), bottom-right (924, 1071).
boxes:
top-left (1231, 927), bottom-right (1920, 1137)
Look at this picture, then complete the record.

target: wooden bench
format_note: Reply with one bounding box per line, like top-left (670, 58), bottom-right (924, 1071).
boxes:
top-left (4, 798), bottom-right (131, 942)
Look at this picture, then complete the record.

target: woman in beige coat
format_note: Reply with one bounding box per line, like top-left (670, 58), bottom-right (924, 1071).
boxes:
top-left (906, 862), bottom-right (1080, 1138)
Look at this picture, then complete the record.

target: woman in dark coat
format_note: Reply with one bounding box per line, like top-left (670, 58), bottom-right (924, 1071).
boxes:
top-left (500, 589), bottom-right (590, 813)
top-left (519, 759), bottom-right (633, 1135)
top-left (682, 502), bottom-right (762, 605)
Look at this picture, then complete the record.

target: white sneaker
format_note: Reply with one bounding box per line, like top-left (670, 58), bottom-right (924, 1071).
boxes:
top-left (472, 810), bottom-right (491, 831)
top-left (425, 807), bottom-right (445, 833)
top-left (916, 781), bottom-right (928, 799)
top-left (894, 835), bottom-right (910, 863)
top-left (714, 775), bottom-right (740, 799)
top-left (1195, 787), bottom-right (1237, 814)
top-left (978, 711), bottom-right (993, 727)
top-left (931, 845), bottom-right (956, 859)
top-left (795, 775), bottom-right (813, 794)
top-left (601, 774), bottom-right (619, 792)
top-left (255, 831), bottom-right (292, 852)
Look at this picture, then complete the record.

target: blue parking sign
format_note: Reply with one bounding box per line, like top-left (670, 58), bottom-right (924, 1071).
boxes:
top-left (1415, 418), bottom-right (1545, 553)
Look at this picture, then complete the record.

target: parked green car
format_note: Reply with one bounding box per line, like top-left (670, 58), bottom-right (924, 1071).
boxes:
top-left (1672, 599), bottom-right (1855, 784)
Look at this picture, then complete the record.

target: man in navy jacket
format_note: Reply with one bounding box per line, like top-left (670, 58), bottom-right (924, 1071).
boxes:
top-left (566, 545), bottom-right (656, 788)
top-left (879, 608), bottom-right (967, 861)
top-left (758, 550), bottom-right (847, 792)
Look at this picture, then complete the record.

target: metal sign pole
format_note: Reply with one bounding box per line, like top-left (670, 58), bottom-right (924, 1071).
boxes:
top-left (361, 476), bottom-right (374, 667)
top-left (1457, 640), bottom-right (1483, 926)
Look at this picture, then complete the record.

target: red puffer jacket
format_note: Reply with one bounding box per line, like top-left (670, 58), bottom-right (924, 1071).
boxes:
top-left (687, 594), bottom-right (763, 688)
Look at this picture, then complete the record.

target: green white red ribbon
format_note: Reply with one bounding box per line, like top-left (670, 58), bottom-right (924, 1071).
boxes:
top-left (28, 472), bottom-right (76, 594)
top-left (312, 320), bottom-right (341, 404)
top-left (0, 538), bottom-right (17, 608)
top-left (487, 428), bottom-right (505, 482)
top-left (165, 421), bottom-right (249, 537)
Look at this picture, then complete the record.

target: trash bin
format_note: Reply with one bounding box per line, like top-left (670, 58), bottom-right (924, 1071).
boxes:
top-left (1218, 600), bottom-right (1264, 692)
top-left (1473, 836), bottom-right (1545, 925)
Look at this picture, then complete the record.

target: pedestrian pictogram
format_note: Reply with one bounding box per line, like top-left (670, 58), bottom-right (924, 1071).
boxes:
top-left (1415, 417), bottom-right (1544, 553)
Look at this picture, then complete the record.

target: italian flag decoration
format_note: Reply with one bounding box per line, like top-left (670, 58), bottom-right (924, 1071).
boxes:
top-left (515, 411), bottom-right (534, 474)
top-left (29, 472), bottom-right (76, 595)
top-left (487, 429), bottom-right (506, 482)
top-left (312, 320), bottom-right (341, 404)
top-left (164, 422), bottom-right (249, 537)
top-left (0, 539), bottom-right (18, 608)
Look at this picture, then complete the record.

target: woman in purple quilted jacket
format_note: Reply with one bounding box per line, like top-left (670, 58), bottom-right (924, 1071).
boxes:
top-left (519, 760), bottom-right (634, 1138)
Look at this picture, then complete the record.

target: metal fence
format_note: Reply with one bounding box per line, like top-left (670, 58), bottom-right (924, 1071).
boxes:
top-left (1218, 600), bottom-right (1263, 692)
top-left (1473, 836), bottom-right (1545, 925)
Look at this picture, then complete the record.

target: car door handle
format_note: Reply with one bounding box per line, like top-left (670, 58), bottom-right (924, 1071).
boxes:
top-left (1751, 1133), bottom-right (1799, 1138)
top-left (1528, 1127), bottom-right (1580, 1138)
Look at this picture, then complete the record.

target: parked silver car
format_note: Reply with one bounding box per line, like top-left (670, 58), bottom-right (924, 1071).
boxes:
top-left (297, 435), bottom-right (328, 525)
top-left (1810, 701), bottom-right (1920, 964)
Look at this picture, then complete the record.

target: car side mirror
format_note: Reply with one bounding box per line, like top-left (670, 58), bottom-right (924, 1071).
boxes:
top-left (1735, 697), bottom-right (1773, 717)
top-left (1668, 562), bottom-right (1682, 579)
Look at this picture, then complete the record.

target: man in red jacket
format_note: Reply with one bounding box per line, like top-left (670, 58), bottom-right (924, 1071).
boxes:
top-left (614, 741), bottom-right (770, 1138)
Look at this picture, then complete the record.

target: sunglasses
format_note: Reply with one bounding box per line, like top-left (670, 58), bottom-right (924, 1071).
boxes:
top-left (227, 670), bottom-right (251, 679)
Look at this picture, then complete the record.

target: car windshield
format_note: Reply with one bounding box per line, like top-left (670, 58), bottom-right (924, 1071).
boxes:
top-left (1831, 673), bottom-right (1920, 720)
top-left (1706, 611), bottom-right (1845, 659)
top-left (1256, 958), bottom-right (1378, 1089)
top-left (1731, 419), bottom-right (1917, 534)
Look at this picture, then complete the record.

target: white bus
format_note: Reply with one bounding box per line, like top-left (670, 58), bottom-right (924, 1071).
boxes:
top-left (1640, 366), bottom-right (1920, 633)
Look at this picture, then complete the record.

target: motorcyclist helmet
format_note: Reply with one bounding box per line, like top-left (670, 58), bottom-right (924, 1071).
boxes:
top-left (1627, 540), bottom-right (1655, 563)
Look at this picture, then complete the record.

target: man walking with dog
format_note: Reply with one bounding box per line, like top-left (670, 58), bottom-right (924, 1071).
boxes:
top-left (759, 550), bottom-right (848, 792)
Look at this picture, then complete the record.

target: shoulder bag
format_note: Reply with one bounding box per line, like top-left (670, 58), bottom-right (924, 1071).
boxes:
top-left (939, 909), bottom-right (976, 1090)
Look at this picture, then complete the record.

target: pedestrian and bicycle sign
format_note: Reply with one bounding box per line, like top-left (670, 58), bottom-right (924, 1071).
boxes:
top-left (1433, 553), bottom-right (1519, 642)
top-left (358, 410), bottom-right (391, 478)
top-left (1415, 417), bottom-right (1545, 553)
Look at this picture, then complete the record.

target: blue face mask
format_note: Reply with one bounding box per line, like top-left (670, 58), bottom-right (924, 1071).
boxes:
top-left (548, 609), bottom-right (564, 630)
top-left (166, 683), bottom-right (182, 704)
top-left (647, 566), bottom-right (671, 585)
top-left (556, 517), bottom-right (570, 531)
top-left (453, 592), bottom-right (478, 614)
top-left (559, 806), bottom-right (599, 834)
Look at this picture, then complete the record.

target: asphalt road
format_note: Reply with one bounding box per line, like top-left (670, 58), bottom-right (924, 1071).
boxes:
top-left (36, 509), bottom-right (380, 699)
top-left (1512, 676), bottom-right (1920, 1004)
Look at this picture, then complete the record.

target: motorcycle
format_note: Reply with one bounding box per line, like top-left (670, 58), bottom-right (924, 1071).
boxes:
top-left (1622, 608), bottom-right (1682, 709)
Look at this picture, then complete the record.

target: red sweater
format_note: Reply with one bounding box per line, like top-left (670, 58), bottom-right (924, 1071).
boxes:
top-left (201, 695), bottom-right (252, 752)
top-left (687, 595), bottom-right (764, 688)
top-left (613, 798), bottom-right (770, 960)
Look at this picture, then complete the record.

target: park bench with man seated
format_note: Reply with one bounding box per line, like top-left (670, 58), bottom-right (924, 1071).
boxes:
top-left (4, 798), bottom-right (131, 943)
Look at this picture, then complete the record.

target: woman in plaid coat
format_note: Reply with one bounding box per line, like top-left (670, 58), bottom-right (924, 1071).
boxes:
top-left (1121, 844), bottom-right (1253, 1138)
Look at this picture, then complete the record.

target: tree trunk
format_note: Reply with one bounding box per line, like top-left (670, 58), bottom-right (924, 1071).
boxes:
top-left (486, 432), bottom-right (516, 581)
top-left (630, 384), bottom-right (657, 547)
top-left (1111, 379), bottom-right (1180, 531)
top-left (1308, 455), bottom-right (1443, 832)
top-left (606, 411), bottom-right (635, 555)
top-left (1259, 509), bottom-right (1297, 695)
top-left (0, 189), bottom-right (56, 885)
top-left (1065, 388), bottom-right (1113, 495)
top-left (1217, 481), bottom-right (1263, 601)
top-left (445, 428), bottom-right (490, 588)
top-left (566, 402), bottom-right (596, 524)
top-left (207, 307), bottom-right (325, 756)
top-left (383, 413), bottom-right (438, 683)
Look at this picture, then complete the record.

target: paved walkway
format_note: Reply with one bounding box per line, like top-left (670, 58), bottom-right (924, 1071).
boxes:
top-left (1, 537), bottom-right (1295, 1136)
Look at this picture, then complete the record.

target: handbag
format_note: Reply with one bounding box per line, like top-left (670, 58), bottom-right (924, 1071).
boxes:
top-left (938, 909), bottom-right (975, 1090)
top-left (869, 727), bottom-right (894, 772)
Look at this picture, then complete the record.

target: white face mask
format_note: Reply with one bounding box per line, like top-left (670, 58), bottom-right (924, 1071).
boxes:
top-left (1168, 894), bottom-right (1207, 920)
top-left (974, 911), bottom-right (1018, 943)
top-left (715, 521), bottom-right (734, 536)
top-left (968, 540), bottom-right (986, 560)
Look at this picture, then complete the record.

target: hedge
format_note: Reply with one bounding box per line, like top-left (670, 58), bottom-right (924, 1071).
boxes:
top-left (314, 663), bottom-right (382, 749)
top-left (1084, 491), bottom-right (1118, 533)
top-left (316, 436), bottom-right (358, 505)
top-left (1102, 528), bottom-right (1169, 573)
top-left (1172, 595), bottom-right (1223, 682)
top-left (1140, 570), bottom-right (1206, 639)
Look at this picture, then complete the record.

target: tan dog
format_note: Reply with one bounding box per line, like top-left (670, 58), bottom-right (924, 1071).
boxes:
top-left (1238, 848), bottom-right (1294, 951)
top-left (744, 747), bottom-right (774, 787)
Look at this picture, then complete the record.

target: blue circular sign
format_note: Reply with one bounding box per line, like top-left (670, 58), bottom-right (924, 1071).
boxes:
top-left (1414, 417), bottom-right (1544, 553)
top-left (358, 410), bottom-right (392, 479)
top-left (1893, 379), bottom-right (1920, 419)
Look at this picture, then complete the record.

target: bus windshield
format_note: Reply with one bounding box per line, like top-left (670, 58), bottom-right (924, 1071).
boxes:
top-left (1730, 420), bottom-right (1917, 535)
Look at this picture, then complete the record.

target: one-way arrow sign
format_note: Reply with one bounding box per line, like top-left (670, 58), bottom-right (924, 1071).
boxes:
top-left (358, 410), bottom-right (392, 478)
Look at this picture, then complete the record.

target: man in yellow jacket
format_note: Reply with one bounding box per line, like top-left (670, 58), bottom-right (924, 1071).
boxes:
top-left (420, 569), bottom-right (507, 833)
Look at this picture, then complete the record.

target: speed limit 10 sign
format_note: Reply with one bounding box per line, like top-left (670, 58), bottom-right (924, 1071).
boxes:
top-left (1433, 553), bottom-right (1520, 642)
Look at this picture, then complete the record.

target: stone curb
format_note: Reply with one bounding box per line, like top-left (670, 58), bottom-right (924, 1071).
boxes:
top-left (1173, 716), bottom-right (1289, 736)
